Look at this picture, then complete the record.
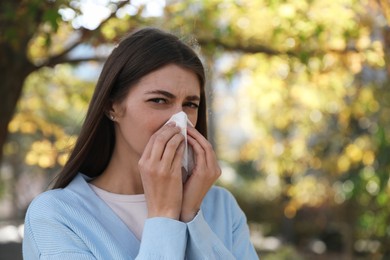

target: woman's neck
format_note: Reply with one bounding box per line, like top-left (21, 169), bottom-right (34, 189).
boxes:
top-left (90, 148), bottom-right (144, 195)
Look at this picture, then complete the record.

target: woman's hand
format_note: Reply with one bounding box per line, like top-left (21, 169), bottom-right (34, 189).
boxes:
top-left (138, 123), bottom-right (185, 220)
top-left (180, 126), bottom-right (222, 222)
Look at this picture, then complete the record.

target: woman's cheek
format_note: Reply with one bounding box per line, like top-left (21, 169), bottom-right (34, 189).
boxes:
top-left (188, 115), bottom-right (197, 127)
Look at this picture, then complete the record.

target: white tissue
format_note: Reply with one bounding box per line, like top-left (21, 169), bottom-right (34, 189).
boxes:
top-left (165, 111), bottom-right (194, 182)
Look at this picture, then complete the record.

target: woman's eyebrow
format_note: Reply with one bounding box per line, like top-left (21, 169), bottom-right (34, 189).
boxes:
top-left (145, 90), bottom-right (175, 99)
top-left (145, 90), bottom-right (200, 101)
top-left (186, 95), bottom-right (200, 101)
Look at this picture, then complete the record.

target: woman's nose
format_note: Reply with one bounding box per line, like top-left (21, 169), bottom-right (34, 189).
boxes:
top-left (172, 105), bottom-right (184, 114)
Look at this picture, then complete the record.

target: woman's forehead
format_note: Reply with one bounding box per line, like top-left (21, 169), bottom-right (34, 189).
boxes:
top-left (130, 64), bottom-right (201, 95)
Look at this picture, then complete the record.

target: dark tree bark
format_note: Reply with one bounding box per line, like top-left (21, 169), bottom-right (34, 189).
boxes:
top-left (0, 0), bottom-right (128, 164)
top-left (0, 45), bottom-right (35, 164)
top-left (0, 0), bottom-right (39, 164)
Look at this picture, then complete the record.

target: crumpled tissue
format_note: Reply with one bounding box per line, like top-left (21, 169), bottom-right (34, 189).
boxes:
top-left (165, 111), bottom-right (194, 182)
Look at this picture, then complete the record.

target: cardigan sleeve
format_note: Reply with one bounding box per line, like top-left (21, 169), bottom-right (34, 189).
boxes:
top-left (185, 188), bottom-right (259, 260)
top-left (136, 217), bottom-right (187, 260)
top-left (186, 210), bottom-right (235, 259)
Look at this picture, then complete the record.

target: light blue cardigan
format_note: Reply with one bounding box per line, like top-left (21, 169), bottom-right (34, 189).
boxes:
top-left (23, 174), bottom-right (259, 259)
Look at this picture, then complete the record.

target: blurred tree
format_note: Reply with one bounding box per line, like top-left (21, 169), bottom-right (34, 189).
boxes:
top-left (161, 0), bottom-right (390, 257)
top-left (2, 0), bottom-right (390, 257)
top-left (4, 64), bottom-right (94, 218)
top-left (0, 0), bottom-right (139, 164)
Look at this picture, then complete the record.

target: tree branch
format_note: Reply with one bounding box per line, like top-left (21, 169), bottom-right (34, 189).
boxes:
top-left (44, 56), bottom-right (108, 67)
top-left (197, 37), bottom-right (359, 57)
top-left (38, 0), bottom-right (128, 69)
top-left (197, 37), bottom-right (297, 56)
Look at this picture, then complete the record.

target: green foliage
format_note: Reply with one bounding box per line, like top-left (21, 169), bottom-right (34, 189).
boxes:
top-left (174, 0), bottom-right (390, 256)
top-left (6, 65), bottom-right (94, 170)
top-left (2, 0), bottom-right (390, 257)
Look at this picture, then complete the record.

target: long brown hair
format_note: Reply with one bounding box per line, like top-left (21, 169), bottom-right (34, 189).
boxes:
top-left (52, 27), bottom-right (207, 189)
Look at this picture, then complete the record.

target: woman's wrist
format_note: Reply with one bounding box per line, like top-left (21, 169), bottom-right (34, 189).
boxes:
top-left (148, 208), bottom-right (181, 220)
top-left (180, 208), bottom-right (199, 223)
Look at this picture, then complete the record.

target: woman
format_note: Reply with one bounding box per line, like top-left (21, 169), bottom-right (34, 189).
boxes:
top-left (23, 27), bottom-right (259, 259)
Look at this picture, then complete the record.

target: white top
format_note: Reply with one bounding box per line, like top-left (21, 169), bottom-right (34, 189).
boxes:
top-left (88, 183), bottom-right (148, 241)
top-left (24, 173), bottom-right (259, 259)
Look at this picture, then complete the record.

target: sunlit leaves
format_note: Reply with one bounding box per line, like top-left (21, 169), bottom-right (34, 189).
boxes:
top-left (5, 64), bottom-right (93, 171)
top-left (25, 140), bottom-right (58, 168)
top-left (1, 0), bottom-right (66, 52)
top-left (27, 22), bottom-right (75, 64)
top-left (42, 8), bottom-right (62, 32)
top-left (2, 0), bottom-right (390, 254)
top-left (288, 176), bottom-right (330, 208)
top-left (195, 2), bottom-right (390, 247)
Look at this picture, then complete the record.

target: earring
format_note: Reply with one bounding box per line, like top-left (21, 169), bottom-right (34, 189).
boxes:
top-left (109, 114), bottom-right (115, 121)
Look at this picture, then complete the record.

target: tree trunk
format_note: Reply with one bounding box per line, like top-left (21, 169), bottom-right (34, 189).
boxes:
top-left (0, 43), bottom-right (35, 164)
top-left (384, 26), bottom-right (390, 76)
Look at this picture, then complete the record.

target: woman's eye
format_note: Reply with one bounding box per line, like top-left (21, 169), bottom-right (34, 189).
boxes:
top-left (185, 102), bottom-right (199, 109)
top-left (149, 98), bottom-right (167, 104)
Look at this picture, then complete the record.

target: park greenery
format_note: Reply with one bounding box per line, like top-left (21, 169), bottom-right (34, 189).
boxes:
top-left (1, 0), bottom-right (390, 258)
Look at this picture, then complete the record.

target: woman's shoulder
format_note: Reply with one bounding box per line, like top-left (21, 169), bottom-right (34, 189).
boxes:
top-left (201, 185), bottom-right (246, 229)
top-left (27, 174), bottom-right (91, 214)
top-left (204, 185), bottom-right (239, 209)
top-left (26, 188), bottom-right (79, 218)
top-left (207, 185), bottom-right (235, 199)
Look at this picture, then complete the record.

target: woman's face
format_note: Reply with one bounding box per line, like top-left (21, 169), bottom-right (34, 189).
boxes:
top-left (112, 64), bottom-right (201, 158)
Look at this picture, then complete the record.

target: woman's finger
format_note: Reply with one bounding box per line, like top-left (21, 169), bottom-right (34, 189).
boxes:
top-left (171, 141), bottom-right (185, 170)
top-left (187, 126), bottom-right (216, 166)
top-left (187, 135), bottom-right (206, 168)
top-left (142, 122), bottom-right (176, 159)
top-left (144, 123), bottom-right (180, 161)
top-left (160, 133), bottom-right (185, 169)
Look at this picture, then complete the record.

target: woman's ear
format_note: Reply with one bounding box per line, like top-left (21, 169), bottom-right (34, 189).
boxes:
top-left (106, 112), bottom-right (116, 121)
top-left (105, 101), bottom-right (117, 121)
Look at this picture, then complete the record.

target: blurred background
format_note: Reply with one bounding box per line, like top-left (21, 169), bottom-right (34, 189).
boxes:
top-left (1, 0), bottom-right (390, 259)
